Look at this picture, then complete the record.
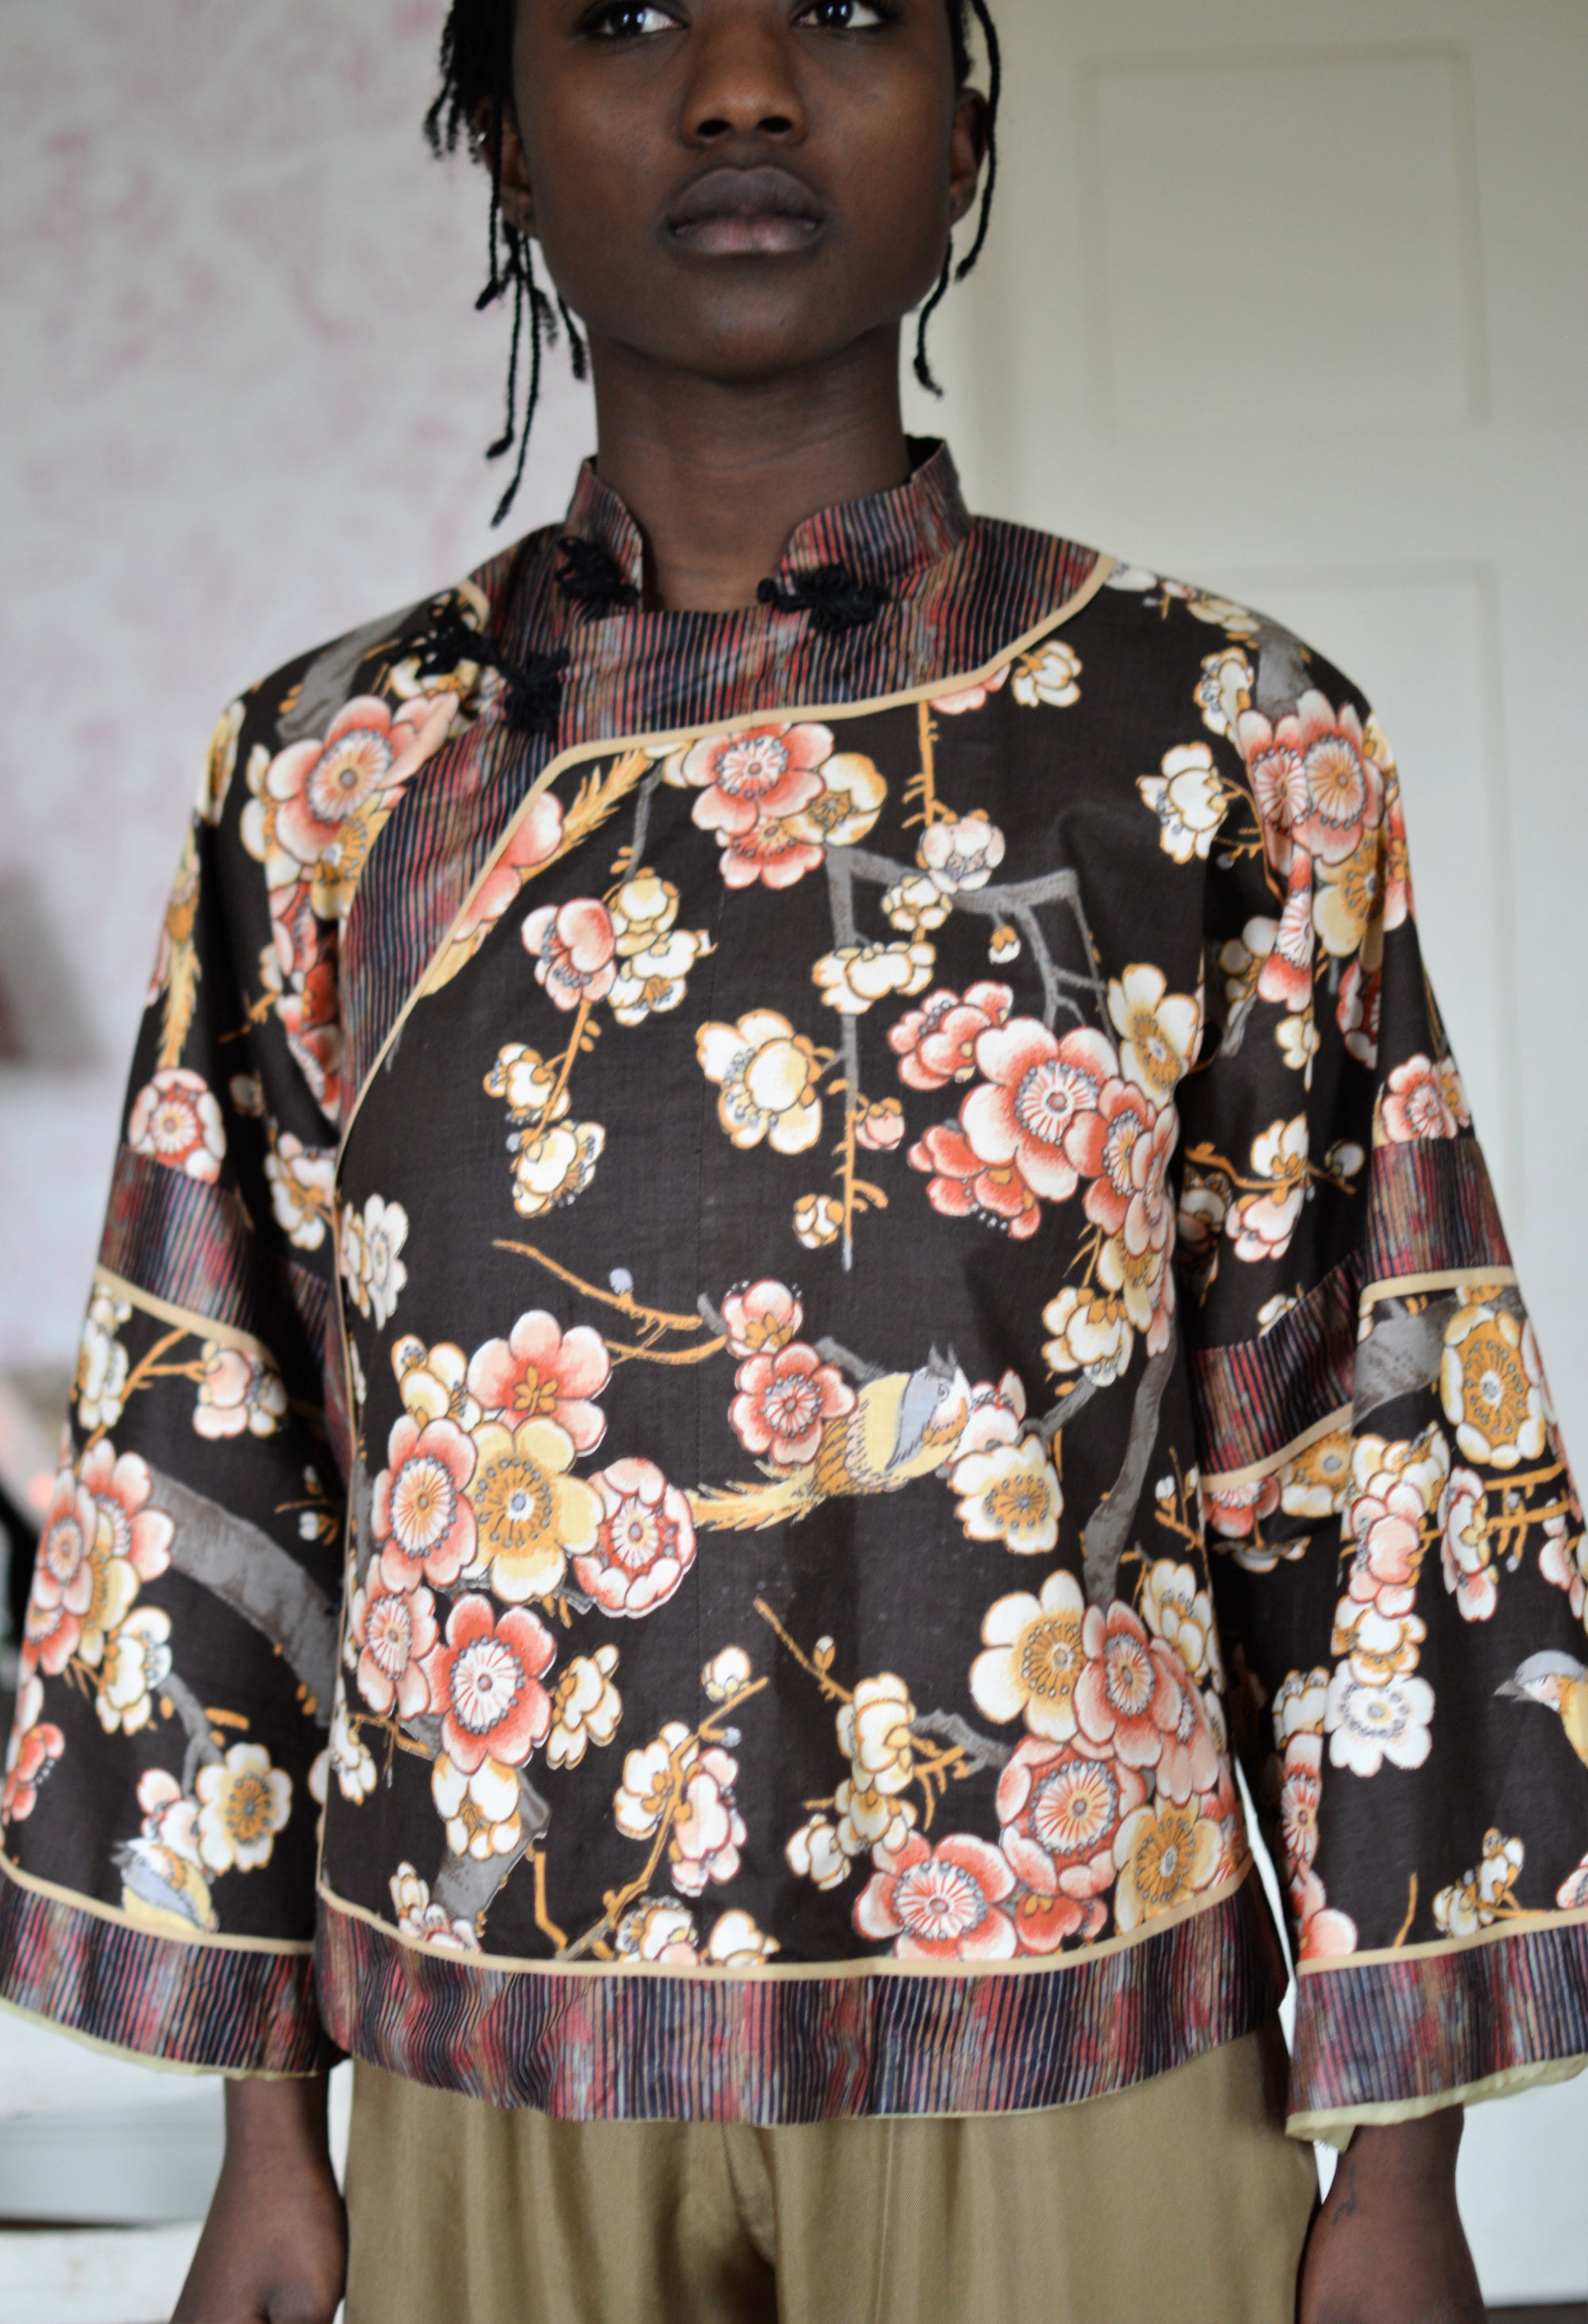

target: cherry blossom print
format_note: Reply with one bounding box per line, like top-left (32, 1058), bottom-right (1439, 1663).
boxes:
top-left (1012, 639), bottom-right (1082, 709)
top-left (989, 925), bottom-right (1020, 965)
top-left (96, 1607), bottom-right (173, 1736)
top-left (466, 1416), bottom-right (602, 1603)
top-left (703, 1910), bottom-right (781, 1967)
top-left (1336, 955), bottom-right (1382, 1068)
top-left (423, 1594), bottom-right (556, 1774)
top-left (784, 751), bottom-right (888, 850)
top-left (1227, 1116), bottom-right (1310, 1262)
top-left (997, 1736), bottom-right (1145, 1947)
top-left (916, 813), bottom-right (1005, 895)
top-left (669, 1745), bottom-right (747, 1897)
top-left (1140, 1559), bottom-right (1220, 1685)
top-left (432, 1752), bottom-right (524, 1860)
top-left (75, 1283), bottom-right (131, 1434)
top-left (813, 941), bottom-right (935, 1016)
top-left (855, 1831), bottom-right (1018, 1961)
top-left (1255, 851), bottom-right (1317, 1015)
top-left (881, 873), bottom-right (952, 935)
top-left (1440, 1301), bottom-right (1548, 1469)
top-left (1433, 1829), bottom-right (1525, 1937)
top-left (1041, 1286), bottom-right (1133, 1385)
top-left (576, 1459), bottom-right (697, 1617)
top-left (1380, 762), bottom-right (1413, 928)
top-left (950, 1434), bottom-right (1062, 1555)
top-left (1235, 690), bottom-right (1382, 877)
top-left (522, 897), bottom-right (618, 1012)
top-left (793, 1193), bottom-right (843, 1247)
top-left (2, 1672), bottom-right (64, 1825)
top-left (702, 1647), bottom-right (754, 1704)
top-left (614, 1895), bottom-right (700, 1963)
top-left (1557, 1856), bottom-right (1588, 1913)
top-left (372, 1412), bottom-right (477, 1594)
top-left (1438, 1467), bottom-right (1498, 1622)
top-left (394, 1338), bottom-right (482, 1431)
top-left (326, 1690), bottom-right (377, 1803)
top-left (547, 1646), bottom-right (622, 1770)
top-left (1325, 1666), bottom-right (1435, 1777)
top-left (954, 1371), bottom-right (1027, 1459)
top-left (341, 1193), bottom-right (409, 1328)
top-left (697, 1010), bottom-right (825, 1154)
top-left (510, 1118), bottom-right (606, 1219)
top-left (79, 1442), bottom-right (175, 1586)
top-left (127, 1068), bottom-right (225, 1185)
top-left (1378, 1053), bottom-right (1459, 1144)
top-left (720, 1281), bottom-right (804, 1359)
top-left (264, 1131), bottom-right (336, 1251)
top-left (888, 982), bottom-right (1013, 1093)
top-left (715, 812), bottom-right (828, 892)
top-left (449, 791), bottom-right (565, 955)
top-left (1074, 1602), bottom-right (1180, 1770)
top-left (193, 1343), bottom-right (287, 1440)
top-left (261, 694), bottom-right (449, 885)
top-left (854, 1098), bottom-right (905, 1151)
top-left (1151, 1651), bottom-right (1224, 1806)
top-left (389, 1863), bottom-right (480, 1952)
top-left (931, 663), bottom-right (1010, 715)
top-left (1095, 1224), bottom-right (1174, 1356)
top-left (970, 1571), bottom-right (1086, 1740)
top-left (1107, 966), bottom-right (1200, 1107)
top-left (195, 1742), bottom-right (292, 1875)
top-left (961, 1019), bottom-right (1116, 1204)
top-left (1112, 1794), bottom-right (1224, 1932)
top-left (678, 721), bottom-right (833, 838)
top-left (1339, 1428), bottom-right (1449, 1628)
top-left (351, 1574), bottom-right (439, 1720)
top-left (1540, 1516), bottom-right (1588, 1621)
top-left (1081, 1081), bottom-right (1174, 1253)
top-left (730, 1343), bottom-right (855, 1469)
top-left (615, 1723), bottom-right (692, 1840)
top-left (609, 927), bottom-right (713, 1025)
top-left (1136, 742), bottom-right (1237, 865)
top-left (466, 1310), bottom-right (611, 1454)
top-left (787, 1814), bottom-right (852, 1891)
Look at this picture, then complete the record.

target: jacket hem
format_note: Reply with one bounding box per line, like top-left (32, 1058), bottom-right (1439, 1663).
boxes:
top-left (1289, 1914), bottom-right (1588, 2129)
top-left (0, 1852), bottom-right (332, 2075)
top-left (315, 1871), bottom-right (1287, 2120)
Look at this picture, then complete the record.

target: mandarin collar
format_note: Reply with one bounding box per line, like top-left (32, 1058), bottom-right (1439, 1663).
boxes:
top-left (557, 438), bottom-right (972, 609)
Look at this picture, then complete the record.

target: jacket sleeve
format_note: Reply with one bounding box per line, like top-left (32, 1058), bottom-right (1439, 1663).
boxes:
top-left (0, 688), bottom-right (349, 2075)
top-left (1178, 638), bottom-right (1588, 2141)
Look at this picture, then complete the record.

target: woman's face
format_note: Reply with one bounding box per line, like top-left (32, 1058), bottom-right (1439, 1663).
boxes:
top-left (502, 0), bottom-right (985, 384)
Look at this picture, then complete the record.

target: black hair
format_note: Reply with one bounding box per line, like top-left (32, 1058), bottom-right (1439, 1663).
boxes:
top-left (425, 0), bottom-right (1001, 524)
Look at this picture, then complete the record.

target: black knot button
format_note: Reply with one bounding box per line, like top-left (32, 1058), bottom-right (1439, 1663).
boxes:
top-left (757, 562), bottom-right (891, 637)
top-left (556, 534), bottom-right (641, 616)
top-left (410, 600), bottom-right (567, 739)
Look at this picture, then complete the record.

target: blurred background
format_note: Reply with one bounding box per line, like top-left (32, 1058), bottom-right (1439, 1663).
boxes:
top-left (1, 0), bottom-right (1584, 2315)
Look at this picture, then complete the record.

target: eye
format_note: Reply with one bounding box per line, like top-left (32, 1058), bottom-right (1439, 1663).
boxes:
top-left (581, 2), bottom-right (680, 37)
top-left (795, 0), bottom-right (892, 26)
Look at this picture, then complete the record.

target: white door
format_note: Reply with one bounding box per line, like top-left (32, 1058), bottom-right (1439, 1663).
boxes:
top-left (906, 2), bottom-right (1588, 2300)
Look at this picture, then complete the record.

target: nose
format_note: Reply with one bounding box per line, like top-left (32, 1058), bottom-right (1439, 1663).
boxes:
top-left (680, 6), bottom-right (807, 146)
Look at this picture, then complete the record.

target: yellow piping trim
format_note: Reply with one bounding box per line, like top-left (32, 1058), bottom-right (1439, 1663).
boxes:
top-left (1359, 1263), bottom-right (1517, 1308)
top-left (93, 1265), bottom-right (277, 1366)
top-left (0, 1851), bottom-right (315, 1956)
top-left (1201, 1405), bottom-right (1352, 1493)
top-left (1297, 1893), bottom-right (1588, 1972)
top-left (334, 560), bottom-right (1117, 1172)
top-left (1289, 2052), bottom-right (1586, 2147)
top-left (318, 1852), bottom-right (1251, 1983)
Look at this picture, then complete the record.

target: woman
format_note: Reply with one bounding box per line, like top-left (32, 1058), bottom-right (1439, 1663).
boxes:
top-left (4, 3), bottom-right (1584, 2319)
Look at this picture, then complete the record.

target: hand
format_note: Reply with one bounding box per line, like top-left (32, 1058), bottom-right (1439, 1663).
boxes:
top-left (1299, 2107), bottom-right (1485, 2324)
top-left (172, 2073), bottom-right (346, 2324)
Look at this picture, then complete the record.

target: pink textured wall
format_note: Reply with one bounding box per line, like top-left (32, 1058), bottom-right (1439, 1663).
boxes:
top-left (0, 0), bottom-right (595, 1362)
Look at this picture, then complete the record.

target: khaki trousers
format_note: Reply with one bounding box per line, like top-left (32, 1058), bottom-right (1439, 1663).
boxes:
top-left (345, 2021), bottom-right (1316, 2324)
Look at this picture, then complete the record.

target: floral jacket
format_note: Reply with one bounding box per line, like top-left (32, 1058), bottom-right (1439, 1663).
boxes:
top-left (4, 446), bottom-right (1586, 2138)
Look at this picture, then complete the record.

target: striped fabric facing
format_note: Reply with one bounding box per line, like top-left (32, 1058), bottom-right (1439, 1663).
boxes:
top-left (1192, 1135), bottom-right (1515, 1479)
top-left (340, 449), bottom-right (1097, 1110)
top-left (99, 1149), bottom-right (259, 1339)
top-left (1194, 1260), bottom-right (1359, 1479)
top-left (1293, 1918), bottom-right (1588, 2118)
top-left (1363, 1135), bottom-right (1511, 1287)
top-left (0, 1860), bottom-right (330, 2075)
top-left (316, 1876), bottom-right (1286, 2122)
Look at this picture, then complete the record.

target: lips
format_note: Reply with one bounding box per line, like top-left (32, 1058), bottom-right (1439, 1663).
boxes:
top-left (667, 166), bottom-right (825, 256)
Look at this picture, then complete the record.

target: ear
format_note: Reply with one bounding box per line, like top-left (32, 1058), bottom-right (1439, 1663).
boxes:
top-left (947, 87), bottom-right (988, 231)
top-left (479, 98), bottom-right (538, 239)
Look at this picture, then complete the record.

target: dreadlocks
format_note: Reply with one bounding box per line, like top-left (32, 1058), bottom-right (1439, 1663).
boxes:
top-left (425, 0), bottom-right (1002, 524)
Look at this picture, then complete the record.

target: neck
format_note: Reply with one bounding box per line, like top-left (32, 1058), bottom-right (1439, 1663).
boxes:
top-left (587, 325), bottom-right (912, 612)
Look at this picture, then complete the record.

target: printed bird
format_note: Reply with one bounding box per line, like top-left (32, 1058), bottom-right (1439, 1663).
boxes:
top-left (692, 1351), bottom-right (972, 1532)
top-left (1497, 1651), bottom-right (1588, 1767)
top-left (115, 1837), bottom-right (219, 1937)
